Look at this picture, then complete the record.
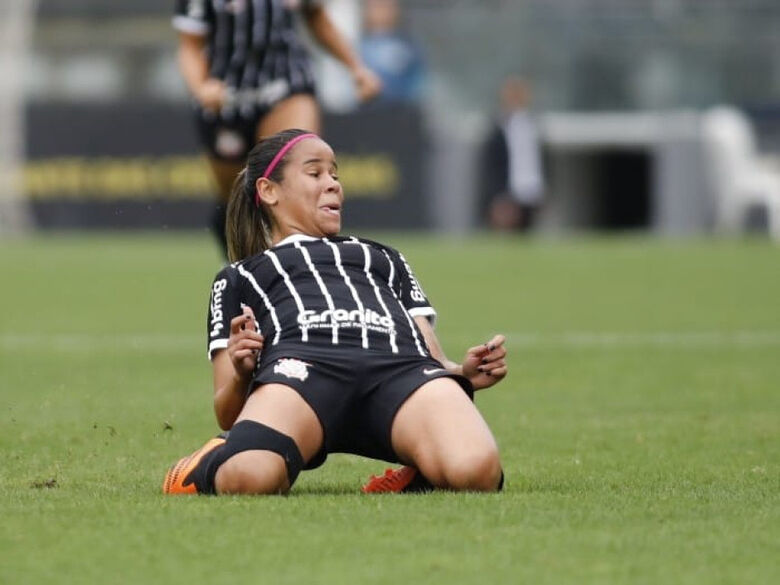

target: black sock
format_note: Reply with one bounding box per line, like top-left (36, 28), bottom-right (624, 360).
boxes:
top-left (184, 441), bottom-right (226, 495)
top-left (210, 203), bottom-right (228, 259)
top-left (401, 468), bottom-right (505, 493)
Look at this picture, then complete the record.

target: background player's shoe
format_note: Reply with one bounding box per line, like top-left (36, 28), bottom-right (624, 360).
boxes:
top-left (162, 436), bottom-right (226, 495)
top-left (361, 466), bottom-right (429, 493)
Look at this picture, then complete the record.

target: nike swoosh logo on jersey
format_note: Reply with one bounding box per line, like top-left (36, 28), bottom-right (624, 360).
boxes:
top-left (423, 368), bottom-right (446, 375)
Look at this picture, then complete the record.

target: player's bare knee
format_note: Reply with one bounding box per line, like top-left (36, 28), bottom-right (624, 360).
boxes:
top-left (215, 453), bottom-right (289, 495)
top-left (441, 446), bottom-right (502, 492)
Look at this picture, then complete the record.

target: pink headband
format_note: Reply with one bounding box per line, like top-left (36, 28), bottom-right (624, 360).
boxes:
top-left (255, 133), bottom-right (319, 206)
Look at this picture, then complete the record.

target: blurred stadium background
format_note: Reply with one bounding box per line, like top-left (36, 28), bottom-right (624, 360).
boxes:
top-left (2, 0), bottom-right (780, 237)
top-left (2, 4), bottom-right (779, 583)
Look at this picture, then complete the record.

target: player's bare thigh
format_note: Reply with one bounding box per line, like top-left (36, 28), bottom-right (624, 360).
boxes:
top-left (390, 377), bottom-right (502, 491)
top-left (206, 94), bottom-right (319, 202)
top-left (235, 382), bottom-right (324, 461)
top-left (257, 93), bottom-right (321, 139)
top-left (214, 383), bottom-right (324, 494)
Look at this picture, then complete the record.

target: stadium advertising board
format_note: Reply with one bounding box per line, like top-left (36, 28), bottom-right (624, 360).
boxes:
top-left (24, 102), bottom-right (427, 230)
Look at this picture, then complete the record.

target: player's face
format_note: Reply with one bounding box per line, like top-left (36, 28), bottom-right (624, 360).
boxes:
top-left (275, 138), bottom-right (343, 238)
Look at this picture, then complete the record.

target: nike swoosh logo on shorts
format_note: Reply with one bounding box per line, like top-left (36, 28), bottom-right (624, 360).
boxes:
top-left (423, 368), bottom-right (446, 375)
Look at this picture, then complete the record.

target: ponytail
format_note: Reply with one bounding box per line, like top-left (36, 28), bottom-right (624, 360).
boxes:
top-left (225, 168), bottom-right (271, 262)
top-left (224, 129), bottom-right (313, 262)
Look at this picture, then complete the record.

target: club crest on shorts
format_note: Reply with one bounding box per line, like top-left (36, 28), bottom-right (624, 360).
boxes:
top-left (274, 358), bottom-right (310, 382)
top-left (215, 129), bottom-right (245, 158)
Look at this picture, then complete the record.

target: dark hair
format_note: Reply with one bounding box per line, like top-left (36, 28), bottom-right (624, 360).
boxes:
top-left (225, 128), bottom-right (312, 262)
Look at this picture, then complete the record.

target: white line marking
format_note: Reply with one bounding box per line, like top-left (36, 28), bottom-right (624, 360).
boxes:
top-left (502, 331), bottom-right (780, 348)
top-left (1, 330), bottom-right (779, 353)
top-left (0, 333), bottom-right (201, 353)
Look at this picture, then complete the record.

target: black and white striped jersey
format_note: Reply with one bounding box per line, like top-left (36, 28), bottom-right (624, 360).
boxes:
top-left (173, 0), bottom-right (319, 112)
top-left (206, 234), bottom-right (437, 361)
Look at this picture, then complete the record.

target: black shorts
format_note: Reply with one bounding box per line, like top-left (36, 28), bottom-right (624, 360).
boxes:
top-left (251, 347), bottom-right (473, 468)
top-left (193, 87), bottom-right (316, 162)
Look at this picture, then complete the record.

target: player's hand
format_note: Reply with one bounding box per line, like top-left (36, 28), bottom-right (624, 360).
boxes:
top-left (227, 306), bottom-right (264, 379)
top-left (460, 334), bottom-right (507, 391)
top-left (196, 78), bottom-right (227, 112)
top-left (352, 65), bottom-right (383, 102)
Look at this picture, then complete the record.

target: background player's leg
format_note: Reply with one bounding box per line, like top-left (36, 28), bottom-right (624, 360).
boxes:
top-left (257, 93), bottom-right (321, 139)
top-left (214, 383), bottom-right (324, 494)
top-left (206, 157), bottom-right (243, 256)
top-left (390, 378), bottom-right (502, 491)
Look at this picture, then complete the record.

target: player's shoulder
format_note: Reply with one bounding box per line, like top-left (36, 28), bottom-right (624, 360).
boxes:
top-left (211, 260), bottom-right (244, 286)
top-left (342, 235), bottom-right (401, 257)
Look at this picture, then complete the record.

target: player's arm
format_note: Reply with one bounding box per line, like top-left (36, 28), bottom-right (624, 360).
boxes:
top-left (414, 316), bottom-right (507, 391)
top-left (212, 307), bottom-right (264, 430)
top-left (177, 32), bottom-right (226, 112)
top-left (301, 3), bottom-right (381, 102)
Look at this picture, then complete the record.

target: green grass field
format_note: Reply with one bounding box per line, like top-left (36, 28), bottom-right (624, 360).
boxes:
top-left (1, 233), bottom-right (778, 584)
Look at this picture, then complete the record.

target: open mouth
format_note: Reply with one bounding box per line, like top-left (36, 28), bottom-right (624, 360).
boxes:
top-left (320, 203), bottom-right (341, 217)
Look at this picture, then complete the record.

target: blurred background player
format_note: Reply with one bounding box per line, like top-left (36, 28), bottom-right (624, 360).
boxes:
top-left (173, 0), bottom-right (382, 256)
top-left (480, 76), bottom-right (545, 232)
top-left (359, 0), bottom-right (426, 105)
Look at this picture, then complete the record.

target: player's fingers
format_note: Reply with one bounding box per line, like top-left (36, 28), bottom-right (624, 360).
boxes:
top-left (231, 336), bottom-right (258, 350)
top-left (227, 330), bottom-right (246, 348)
top-left (240, 330), bottom-right (263, 343)
top-left (481, 366), bottom-right (509, 381)
top-left (480, 345), bottom-right (506, 365)
top-left (230, 313), bottom-right (252, 334)
top-left (232, 348), bottom-right (253, 360)
top-left (233, 345), bottom-right (261, 360)
top-left (485, 334), bottom-right (506, 351)
top-left (230, 327), bottom-right (262, 342)
top-left (242, 306), bottom-right (257, 331)
top-left (479, 359), bottom-right (506, 373)
top-left (234, 338), bottom-right (263, 352)
top-left (485, 366), bottom-right (507, 379)
top-left (468, 334), bottom-right (506, 357)
top-left (356, 69), bottom-right (382, 101)
top-left (466, 343), bottom-right (491, 359)
top-left (474, 335), bottom-right (506, 363)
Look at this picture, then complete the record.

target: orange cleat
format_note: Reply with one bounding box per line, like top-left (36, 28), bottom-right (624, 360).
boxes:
top-left (361, 466), bottom-right (419, 494)
top-left (162, 437), bottom-right (226, 495)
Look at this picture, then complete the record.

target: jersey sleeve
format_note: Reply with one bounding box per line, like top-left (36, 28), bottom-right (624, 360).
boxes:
top-left (173, 0), bottom-right (213, 36)
top-left (206, 265), bottom-right (241, 360)
top-left (385, 245), bottom-right (437, 325)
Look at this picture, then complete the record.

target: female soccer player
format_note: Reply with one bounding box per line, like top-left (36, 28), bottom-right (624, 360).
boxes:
top-left (173, 0), bottom-right (381, 254)
top-left (163, 129), bottom-right (508, 495)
